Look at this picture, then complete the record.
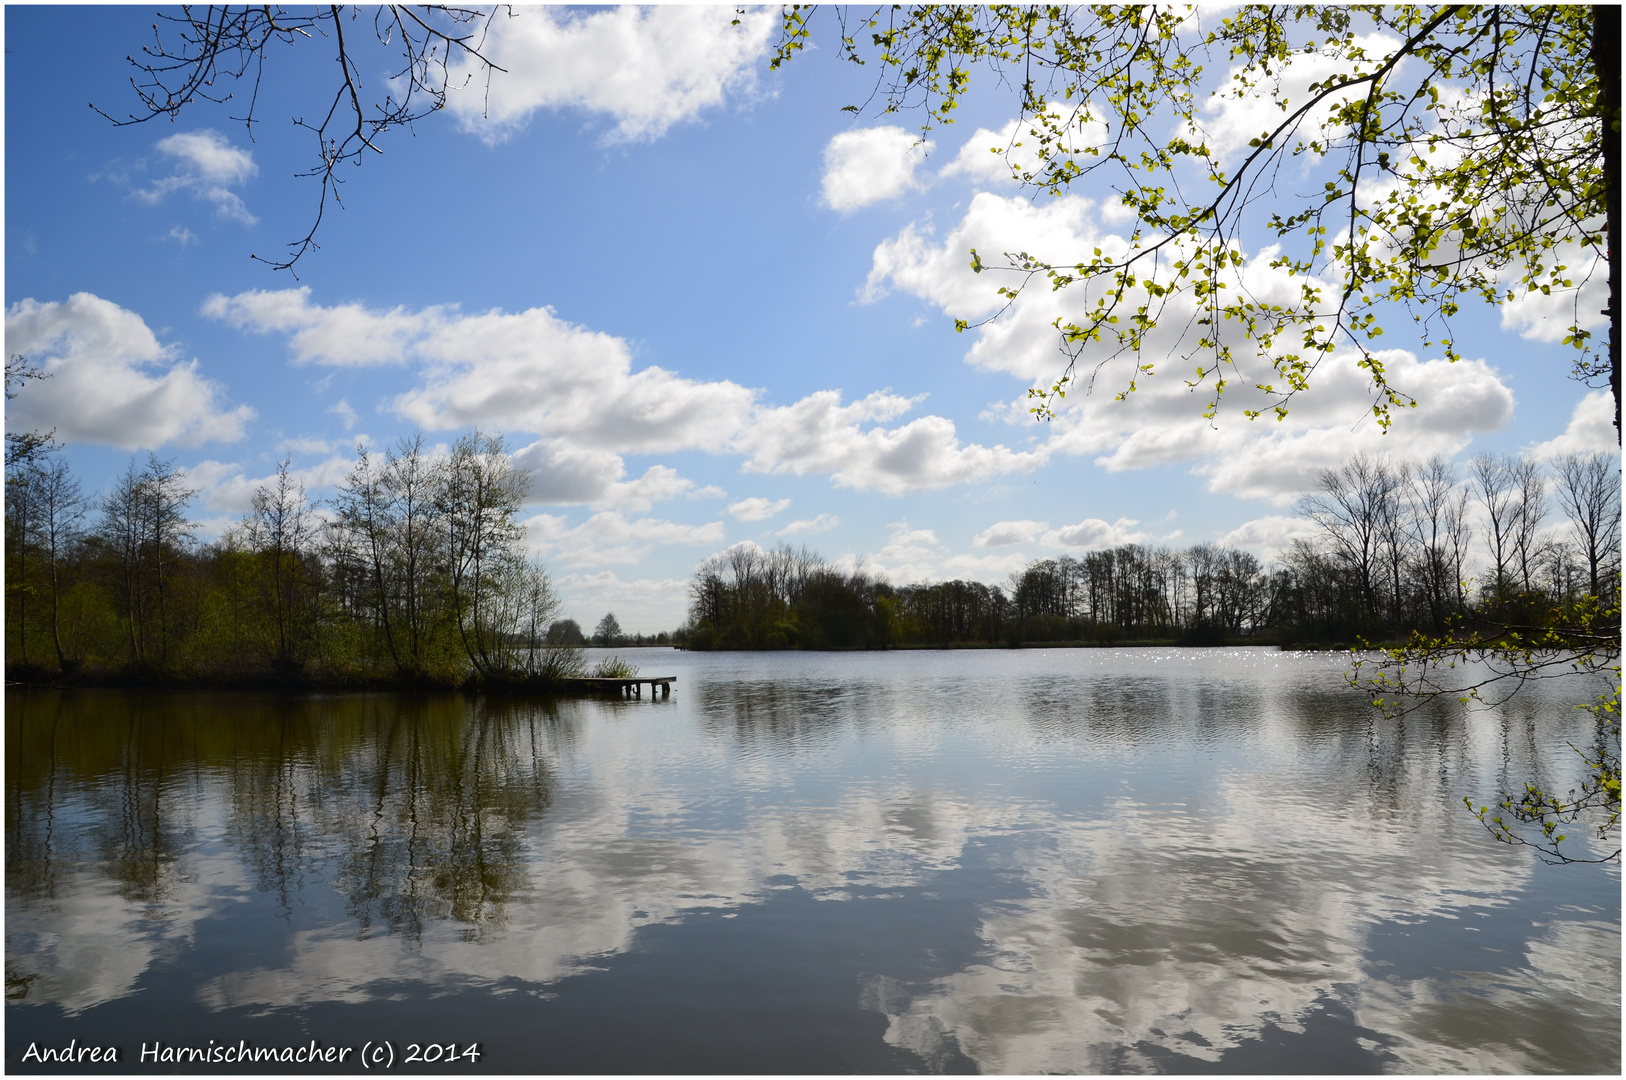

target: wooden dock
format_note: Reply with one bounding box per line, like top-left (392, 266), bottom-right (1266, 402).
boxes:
top-left (565, 676), bottom-right (675, 698)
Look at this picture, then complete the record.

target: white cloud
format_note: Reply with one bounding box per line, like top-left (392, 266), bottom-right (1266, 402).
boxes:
top-left (201, 287), bottom-right (439, 366)
top-left (510, 439), bottom-right (630, 505)
top-left (5, 293), bottom-right (253, 450)
top-left (184, 454), bottom-right (353, 517)
top-left (1216, 515), bottom-right (1321, 561)
top-left (1191, 33), bottom-right (1405, 164)
top-left (406, 306), bottom-right (759, 455)
top-left (1496, 239), bottom-right (1610, 345)
top-left (1040, 517), bottom-right (1154, 549)
top-left (740, 389), bottom-right (1049, 495)
top-left (776, 514), bottom-right (839, 537)
top-left (844, 520), bottom-right (1031, 587)
top-left (162, 225), bottom-right (198, 246)
top-left (330, 399), bottom-right (359, 430)
top-left (445, 6), bottom-right (776, 144)
top-left (974, 516), bottom-right (1156, 551)
top-left (597, 465), bottom-right (699, 513)
top-left (941, 122), bottom-right (1029, 186)
top-left (728, 496), bottom-right (791, 521)
top-left (1526, 391), bottom-right (1617, 462)
top-left (506, 443), bottom-right (695, 512)
top-left (137, 129), bottom-right (259, 225)
top-left (211, 289), bottom-right (1047, 497)
top-left (525, 511), bottom-right (724, 568)
top-left (972, 519), bottom-right (1047, 547)
top-left (940, 113), bottom-right (1107, 187)
top-left (852, 519), bottom-right (946, 584)
top-left (551, 570), bottom-right (692, 634)
top-left (821, 126), bottom-right (934, 212)
top-left (867, 192), bottom-right (1515, 502)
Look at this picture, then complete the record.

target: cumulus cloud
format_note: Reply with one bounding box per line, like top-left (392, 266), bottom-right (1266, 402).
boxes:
top-left (445, 6), bottom-right (775, 143)
top-left (776, 514), bottom-right (839, 537)
top-left (510, 439), bottom-right (630, 505)
top-left (739, 389), bottom-right (1049, 495)
top-left (596, 465), bottom-right (701, 513)
top-left (856, 520), bottom-right (946, 584)
top-left (972, 519), bottom-right (1047, 547)
top-left (134, 129), bottom-right (259, 225)
top-left (201, 287), bottom-right (440, 366)
top-left (507, 443), bottom-right (699, 512)
top-left (940, 113), bottom-right (1107, 187)
top-left (405, 307), bottom-right (758, 455)
top-left (184, 454), bottom-right (352, 517)
top-left (1496, 239), bottom-right (1610, 345)
top-left (525, 511), bottom-right (724, 568)
top-left (5, 293), bottom-right (253, 450)
top-left (1041, 517), bottom-right (1157, 548)
top-left (210, 289), bottom-right (1048, 498)
top-left (1526, 391), bottom-right (1617, 462)
top-left (1215, 515), bottom-right (1321, 561)
top-left (973, 516), bottom-right (1158, 549)
top-left (841, 520), bottom-right (1033, 586)
top-left (867, 192), bottom-right (1515, 502)
top-left (1190, 33), bottom-right (1405, 164)
top-left (728, 497), bottom-right (790, 521)
top-left (821, 127), bottom-right (934, 212)
top-left (551, 570), bottom-right (692, 634)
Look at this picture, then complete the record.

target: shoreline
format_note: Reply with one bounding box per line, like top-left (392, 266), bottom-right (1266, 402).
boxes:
top-left (6, 640), bottom-right (1374, 694)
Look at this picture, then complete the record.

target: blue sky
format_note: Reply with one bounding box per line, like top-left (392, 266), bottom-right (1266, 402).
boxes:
top-left (6, 7), bottom-right (1614, 632)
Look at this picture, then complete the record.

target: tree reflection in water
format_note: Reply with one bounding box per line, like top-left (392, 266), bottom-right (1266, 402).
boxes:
top-left (6, 690), bottom-right (567, 946)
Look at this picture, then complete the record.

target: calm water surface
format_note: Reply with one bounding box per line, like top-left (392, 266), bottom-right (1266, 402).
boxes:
top-left (6, 648), bottom-right (1620, 1073)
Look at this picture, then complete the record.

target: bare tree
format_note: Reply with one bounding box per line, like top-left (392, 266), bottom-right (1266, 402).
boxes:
top-left (27, 458), bottom-right (86, 671)
top-left (140, 456), bottom-right (196, 662)
top-left (1299, 454), bottom-right (1398, 624)
top-left (96, 6), bottom-right (508, 272)
top-left (99, 461), bottom-right (147, 663)
top-left (1403, 456), bottom-right (1470, 629)
top-left (1471, 454), bottom-right (1519, 599)
top-left (245, 459), bottom-right (315, 664)
top-left (1509, 458), bottom-right (1547, 594)
top-left (593, 612), bottom-right (622, 647)
top-left (1553, 452), bottom-right (1623, 598)
top-left (512, 560), bottom-right (570, 677)
top-left (97, 457), bottom-right (195, 664)
top-left (5, 459), bottom-right (39, 664)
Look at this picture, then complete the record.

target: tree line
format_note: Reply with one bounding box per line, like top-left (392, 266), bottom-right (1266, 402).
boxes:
top-left (4, 433), bottom-right (592, 686)
top-left (8, 440), bottom-right (1618, 667)
top-left (678, 452), bottom-right (1620, 650)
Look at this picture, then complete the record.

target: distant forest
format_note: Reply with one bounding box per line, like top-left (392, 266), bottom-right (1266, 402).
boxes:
top-left (4, 433), bottom-right (590, 686)
top-left (5, 434), bottom-right (1619, 681)
top-left (678, 453), bottom-right (1620, 650)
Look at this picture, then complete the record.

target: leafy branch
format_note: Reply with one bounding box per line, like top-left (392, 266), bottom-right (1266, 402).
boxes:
top-left (1348, 588), bottom-right (1621, 863)
top-left (778, 6), bottom-right (1616, 436)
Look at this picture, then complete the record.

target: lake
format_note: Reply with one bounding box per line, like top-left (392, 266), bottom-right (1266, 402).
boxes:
top-left (5, 647), bottom-right (1619, 1073)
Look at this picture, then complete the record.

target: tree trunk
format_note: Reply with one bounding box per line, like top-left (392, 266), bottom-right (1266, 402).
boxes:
top-left (1595, 4), bottom-right (1620, 440)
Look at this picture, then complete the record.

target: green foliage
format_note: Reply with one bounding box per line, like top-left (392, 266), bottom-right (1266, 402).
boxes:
top-left (3, 433), bottom-right (578, 690)
top-left (1351, 586), bottom-right (1621, 863)
top-left (590, 656), bottom-right (639, 679)
top-left (777, 6), bottom-right (1617, 431)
